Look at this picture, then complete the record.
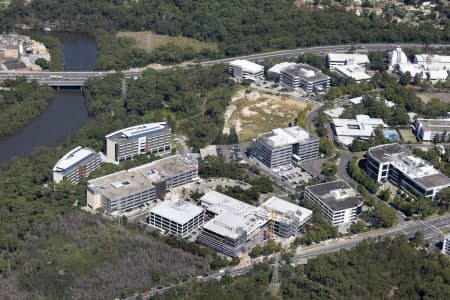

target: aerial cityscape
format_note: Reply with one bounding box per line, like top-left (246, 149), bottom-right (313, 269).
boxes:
top-left (1, 1), bottom-right (450, 299)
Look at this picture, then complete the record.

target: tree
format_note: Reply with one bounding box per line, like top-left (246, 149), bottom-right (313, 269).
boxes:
top-left (413, 231), bottom-right (425, 247)
top-left (319, 138), bottom-right (334, 156)
top-left (35, 58), bottom-right (49, 70)
top-left (399, 71), bottom-right (412, 85)
top-left (372, 202), bottom-right (397, 228)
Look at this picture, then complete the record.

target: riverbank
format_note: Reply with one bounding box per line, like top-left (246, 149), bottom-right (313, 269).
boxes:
top-left (0, 79), bottom-right (54, 137)
top-left (28, 32), bottom-right (64, 71)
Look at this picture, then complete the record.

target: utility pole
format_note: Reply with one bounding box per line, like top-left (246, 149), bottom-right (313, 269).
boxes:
top-left (121, 78), bottom-right (127, 99)
top-left (270, 257), bottom-right (280, 293)
top-left (144, 32), bottom-right (152, 52)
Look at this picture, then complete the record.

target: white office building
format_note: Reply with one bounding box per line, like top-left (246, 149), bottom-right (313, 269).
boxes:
top-left (149, 200), bottom-right (204, 238)
top-left (305, 181), bottom-right (363, 226)
top-left (105, 122), bottom-right (172, 162)
top-left (334, 64), bottom-right (371, 83)
top-left (280, 63), bottom-right (330, 92)
top-left (388, 47), bottom-right (409, 70)
top-left (442, 233), bottom-right (450, 256)
top-left (87, 154), bottom-right (199, 213)
top-left (198, 191), bottom-right (268, 257)
top-left (228, 59), bottom-right (264, 81)
top-left (414, 118), bottom-right (450, 142)
top-left (414, 54), bottom-right (450, 66)
top-left (260, 196), bottom-right (312, 237)
top-left (251, 126), bottom-right (319, 169)
top-left (327, 53), bottom-right (370, 70)
top-left (267, 62), bottom-right (297, 74)
top-left (52, 146), bottom-right (102, 184)
top-left (332, 114), bottom-right (387, 146)
top-left (367, 143), bottom-right (450, 200)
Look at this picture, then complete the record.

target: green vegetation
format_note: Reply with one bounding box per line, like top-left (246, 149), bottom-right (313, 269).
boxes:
top-left (249, 239), bottom-right (282, 258)
top-left (216, 176), bottom-right (274, 205)
top-left (84, 65), bottom-right (235, 150)
top-left (0, 77), bottom-right (53, 137)
top-left (361, 198), bottom-right (398, 228)
top-left (199, 156), bottom-right (249, 181)
top-left (296, 103), bottom-right (313, 128)
top-left (2, 0), bottom-right (449, 58)
top-left (295, 199), bottom-right (338, 246)
top-left (28, 32), bottom-right (64, 71)
top-left (320, 160), bottom-right (337, 180)
top-left (34, 57), bottom-right (49, 69)
top-left (347, 157), bottom-right (379, 193)
top-left (157, 237), bottom-right (450, 300)
top-left (319, 138), bottom-right (334, 156)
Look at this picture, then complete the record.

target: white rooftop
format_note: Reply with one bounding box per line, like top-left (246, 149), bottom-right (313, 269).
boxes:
top-left (105, 122), bottom-right (167, 139)
top-left (199, 145), bottom-right (217, 159)
top-left (324, 107), bottom-right (345, 118)
top-left (333, 115), bottom-right (386, 146)
top-left (53, 146), bottom-right (96, 172)
top-left (414, 54), bottom-right (450, 65)
top-left (327, 53), bottom-right (370, 65)
top-left (397, 63), bottom-right (425, 77)
top-left (202, 211), bottom-right (247, 240)
top-left (260, 196), bottom-right (312, 224)
top-left (150, 200), bottom-right (204, 224)
top-left (389, 47), bottom-right (409, 66)
top-left (268, 62), bottom-right (297, 74)
top-left (266, 126), bottom-right (312, 148)
top-left (334, 65), bottom-right (371, 81)
top-left (389, 153), bottom-right (440, 179)
top-left (349, 96), bottom-right (363, 105)
top-left (200, 190), bottom-right (255, 216)
top-left (229, 59), bottom-right (264, 74)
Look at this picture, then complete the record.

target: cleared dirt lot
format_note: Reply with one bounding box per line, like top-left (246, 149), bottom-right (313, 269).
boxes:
top-left (223, 89), bottom-right (308, 141)
top-left (117, 31), bottom-right (217, 51)
top-left (417, 91), bottom-right (450, 104)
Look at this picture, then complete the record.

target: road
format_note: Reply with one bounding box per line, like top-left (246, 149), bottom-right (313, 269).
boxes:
top-left (121, 213), bottom-right (450, 300)
top-left (2, 43), bottom-right (450, 86)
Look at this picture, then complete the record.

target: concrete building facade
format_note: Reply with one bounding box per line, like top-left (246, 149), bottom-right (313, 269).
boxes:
top-left (326, 53), bottom-right (370, 70)
top-left (414, 118), bottom-right (450, 142)
top-left (279, 63), bottom-right (330, 92)
top-left (251, 126), bottom-right (319, 169)
top-left (149, 200), bottom-right (204, 238)
top-left (305, 181), bottom-right (363, 226)
top-left (105, 122), bottom-right (171, 162)
top-left (367, 144), bottom-right (450, 200)
top-left (442, 233), bottom-right (450, 256)
top-left (228, 59), bottom-right (264, 81)
top-left (87, 155), bottom-right (199, 213)
top-left (52, 146), bottom-right (102, 184)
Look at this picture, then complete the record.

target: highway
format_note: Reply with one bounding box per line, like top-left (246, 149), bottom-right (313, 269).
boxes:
top-left (2, 43), bottom-right (450, 87)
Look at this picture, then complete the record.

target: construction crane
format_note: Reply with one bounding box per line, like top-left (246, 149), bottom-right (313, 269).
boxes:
top-left (268, 209), bottom-right (275, 240)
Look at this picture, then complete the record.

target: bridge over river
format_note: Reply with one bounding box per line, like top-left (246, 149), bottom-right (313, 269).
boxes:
top-left (1, 43), bottom-right (449, 87)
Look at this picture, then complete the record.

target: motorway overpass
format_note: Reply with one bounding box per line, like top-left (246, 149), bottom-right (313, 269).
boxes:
top-left (1, 43), bottom-right (450, 87)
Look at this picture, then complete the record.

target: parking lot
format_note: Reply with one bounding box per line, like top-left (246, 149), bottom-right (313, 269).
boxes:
top-left (274, 165), bottom-right (313, 189)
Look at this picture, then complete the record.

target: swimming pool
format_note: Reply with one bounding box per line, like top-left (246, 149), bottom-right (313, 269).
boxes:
top-left (383, 130), bottom-right (399, 142)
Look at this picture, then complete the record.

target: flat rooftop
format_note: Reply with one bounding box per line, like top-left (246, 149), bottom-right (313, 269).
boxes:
top-left (200, 190), bottom-right (255, 216)
top-left (229, 59), bottom-right (264, 73)
top-left (260, 196), bottom-right (312, 224)
top-left (268, 62), bottom-right (297, 74)
top-left (203, 209), bottom-right (267, 240)
top-left (88, 154), bottom-right (197, 200)
top-left (281, 63), bottom-right (330, 83)
top-left (306, 180), bottom-right (362, 211)
top-left (150, 200), bottom-right (204, 224)
top-left (257, 126), bottom-right (317, 148)
top-left (327, 53), bottom-right (370, 65)
top-left (105, 122), bottom-right (169, 141)
top-left (416, 118), bottom-right (450, 132)
top-left (334, 65), bottom-right (371, 81)
top-left (368, 143), bottom-right (450, 188)
top-left (53, 146), bottom-right (97, 172)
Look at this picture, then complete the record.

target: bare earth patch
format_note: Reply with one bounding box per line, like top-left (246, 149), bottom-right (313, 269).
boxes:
top-left (223, 89), bottom-right (307, 141)
top-left (417, 91), bottom-right (450, 104)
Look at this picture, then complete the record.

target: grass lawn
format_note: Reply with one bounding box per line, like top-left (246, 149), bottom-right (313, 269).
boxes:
top-left (399, 129), bottom-right (417, 143)
top-left (117, 31), bottom-right (218, 52)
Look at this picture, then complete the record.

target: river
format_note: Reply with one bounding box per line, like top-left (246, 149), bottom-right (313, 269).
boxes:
top-left (0, 32), bottom-right (96, 164)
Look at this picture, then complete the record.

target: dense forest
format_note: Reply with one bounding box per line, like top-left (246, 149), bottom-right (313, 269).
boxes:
top-left (1, 0), bottom-right (449, 58)
top-left (0, 77), bottom-right (53, 137)
top-left (155, 236), bottom-right (450, 300)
